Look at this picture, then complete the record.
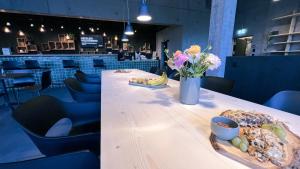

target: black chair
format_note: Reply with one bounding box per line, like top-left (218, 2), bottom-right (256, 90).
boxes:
top-left (64, 78), bottom-right (100, 102)
top-left (62, 60), bottom-right (79, 69)
top-left (12, 95), bottom-right (100, 156)
top-left (2, 61), bottom-right (20, 70)
top-left (0, 152), bottom-right (100, 169)
top-left (35, 70), bottom-right (52, 95)
top-left (75, 70), bottom-right (101, 84)
top-left (168, 70), bottom-right (180, 81)
top-left (9, 70), bottom-right (36, 104)
top-left (93, 59), bottom-right (106, 69)
top-left (264, 90), bottom-right (300, 116)
top-left (200, 76), bottom-right (234, 95)
top-left (25, 60), bottom-right (41, 69)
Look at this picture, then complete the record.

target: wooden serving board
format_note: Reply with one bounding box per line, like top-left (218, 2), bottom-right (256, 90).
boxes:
top-left (128, 82), bottom-right (168, 89)
top-left (210, 110), bottom-right (300, 169)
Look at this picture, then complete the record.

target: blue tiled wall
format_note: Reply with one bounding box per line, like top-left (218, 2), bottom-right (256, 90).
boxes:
top-left (0, 54), bottom-right (159, 87)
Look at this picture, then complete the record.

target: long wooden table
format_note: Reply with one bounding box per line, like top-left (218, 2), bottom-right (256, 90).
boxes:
top-left (101, 69), bottom-right (300, 169)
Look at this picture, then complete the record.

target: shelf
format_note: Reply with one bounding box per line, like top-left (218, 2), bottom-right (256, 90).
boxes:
top-left (272, 13), bottom-right (300, 21)
top-left (269, 32), bottom-right (300, 37)
top-left (266, 50), bottom-right (300, 53)
top-left (272, 41), bottom-right (300, 45)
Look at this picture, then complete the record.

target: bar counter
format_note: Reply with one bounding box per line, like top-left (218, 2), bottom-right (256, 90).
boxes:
top-left (0, 54), bottom-right (159, 86)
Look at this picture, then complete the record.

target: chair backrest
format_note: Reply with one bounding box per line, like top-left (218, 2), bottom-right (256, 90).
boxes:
top-left (93, 59), bottom-right (105, 67)
top-left (149, 66), bottom-right (158, 74)
top-left (25, 60), bottom-right (40, 69)
top-left (64, 78), bottom-right (83, 92)
top-left (74, 70), bottom-right (86, 82)
top-left (201, 76), bottom-right (234, 95)
top-left (41, 70), bottom-right (52, 90)
top-left (264, 90), bottom-right (300, 116)
top-left (2, 60), bottom-right (19, 70)
top-left (12, 96), bottom-right (66, 136)
top-left (62, 60), bottom-right (77, 68)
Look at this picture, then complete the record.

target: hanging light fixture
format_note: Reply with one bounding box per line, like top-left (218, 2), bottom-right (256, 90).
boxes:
top-left (137, 0), bottom-right (152, 22)
top-left (81, 31), bottom-right (85, 35)
top-left (124, 0), bottom-right (134, 36)
top-left (30, 23), bottom-right (34, 27)
top-left (121, 34), bottom-right (129, 42)
top-left (103, 32), bottom-right (107, 37)
top-left (6, 22), bottom-right (11, 26)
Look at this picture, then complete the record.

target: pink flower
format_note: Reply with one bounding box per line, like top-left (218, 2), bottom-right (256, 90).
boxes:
top-left (174, 53), bottom-right (188, 68)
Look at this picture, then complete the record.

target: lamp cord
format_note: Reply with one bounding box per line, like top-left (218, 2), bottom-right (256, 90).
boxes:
top-left (126, 0), bottom-right (130, 22)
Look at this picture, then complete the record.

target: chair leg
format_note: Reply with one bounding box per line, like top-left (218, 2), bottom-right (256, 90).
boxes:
top-left (16, 88), bottom-right (20, 105)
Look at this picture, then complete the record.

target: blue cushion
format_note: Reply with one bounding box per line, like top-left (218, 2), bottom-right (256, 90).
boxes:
top-left (45, 118), bottom-right (72, 137)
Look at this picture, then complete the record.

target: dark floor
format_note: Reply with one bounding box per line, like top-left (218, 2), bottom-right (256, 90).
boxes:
top-left (0, 87), bottom-right (73, 163)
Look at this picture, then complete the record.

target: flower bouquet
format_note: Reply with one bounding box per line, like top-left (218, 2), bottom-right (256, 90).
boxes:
top-left (166, 45), bottom-right (221, 105)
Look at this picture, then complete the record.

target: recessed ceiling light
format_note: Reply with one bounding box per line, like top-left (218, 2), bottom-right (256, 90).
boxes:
top-left (272, 0), bottom-right (280, 2)
top-left (78, 27), bottom-right (81, 30)
top-left (103, 32), bottom-right (107, 37)
top-left (18, 30), bottom-right (25, 36)
top-left (61, 25), bottom-right (64, 29)
top-left (114, 35), bottom-right (118, 41)
top-left (30, 23), bottom-right (34, 27)
top-left (3, 26), bottom-right (11, 33)
top-left (6, 22), bottom-right (11, 26)
top-left (81, 31), bottom-right (85, 35)
top-left (97, 27), bottom-right (100, 30)
top-left (40, 26), bottom-right (45, 32)
top-left (41, 24), bottom-right (44, 28)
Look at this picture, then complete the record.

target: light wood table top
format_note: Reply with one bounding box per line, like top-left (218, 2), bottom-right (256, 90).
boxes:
top-left (101, 69), bottom-right (300, 169)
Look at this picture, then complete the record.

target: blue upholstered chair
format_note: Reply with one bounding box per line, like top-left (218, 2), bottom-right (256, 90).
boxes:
top-left (264, 90), bottom-right (300, 116)
top-left (0, 152), bottom-right (100, 169)
top-left (75, 70), bottom-right (101, 84)
top-left (12, 95), bottom-right (100, 156)
top-left (200, 76), bottom-right (235, 95)
top-left (64, 78), bottom-right (100, 102)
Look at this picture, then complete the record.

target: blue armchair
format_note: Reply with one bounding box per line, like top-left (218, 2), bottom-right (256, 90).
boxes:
top-left (64, 78), bottom-right (100, 102)
top-left (12, 95), bottom-right (100, 156)
top-left (264, 90), bottom-right (300, 116)
top-left (0, 152), bottom-right (100, 169)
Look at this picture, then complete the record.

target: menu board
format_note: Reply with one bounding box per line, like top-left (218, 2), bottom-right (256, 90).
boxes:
top-left (80, 35), bottom-right (103, 48)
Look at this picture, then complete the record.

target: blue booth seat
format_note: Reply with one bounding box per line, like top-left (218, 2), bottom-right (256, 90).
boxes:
top-left (12, 95), bottom-right (100, 156)
top-left (0, 152), bottom-right (100, 169)
top-left (64, 78), bottom-right (100, 102)
top-left (264, 90), bottom-right (300, 116)
top-left (200, 76), bottom-right (235, 95)
top-left (75, 70), bottom-right (101, 84)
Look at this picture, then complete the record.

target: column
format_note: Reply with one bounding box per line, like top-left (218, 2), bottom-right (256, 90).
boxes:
top-left (207, 0), bottom-right (237, 77)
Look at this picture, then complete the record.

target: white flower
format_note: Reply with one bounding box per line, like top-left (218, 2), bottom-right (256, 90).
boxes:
top-left (205, 53), bottom-right (221, 70)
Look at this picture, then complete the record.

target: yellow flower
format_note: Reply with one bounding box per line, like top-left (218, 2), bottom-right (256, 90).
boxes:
top-left (187, 45), bottom-right (201, 55)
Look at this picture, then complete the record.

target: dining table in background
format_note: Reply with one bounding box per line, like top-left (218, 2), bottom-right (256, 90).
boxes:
top-left (101, 69), bottom-right (300, 169)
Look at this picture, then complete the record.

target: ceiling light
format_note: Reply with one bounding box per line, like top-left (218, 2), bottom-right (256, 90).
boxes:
top-left (30, 23), bottom-right (34, 27)
top-left (272, 0), bottom-right (280, 2)
top-left (81, 31), bottom-right (85, 35)
top-left (66, 34), bottom-right (70, 40)
top-left (39, 26), bottom-right (45, 32)
top-left (50, 28), bottom-right (54, 31)
top-left (124, 22), bottom-right (134, 35)
top-left (97, 27), bottom-right (100, 30)
top-left (114, 35), bottom-right (118, 41)
top-left (41, 24), bottom-right (44, 28)
top-left (3, 26), bottom-right (11, 33)
top-left (61, 25), bottom-right (64, 29)
top-left (103, 32), bottom-right (107, 37)
top-left (78, 27), bottom-right (81, 30)
top-left (137, 0), bottom-right (152, 22)
top-left (6, 22), bottom-right (11, 26)
top-left (121, 34), bottom-right (129, 42)
top-left (18, 30), bottom-right (25, 36)
top-left (90, 27), bottom-right (95, 33)
top-left (237, 28), bottom-right (247, 36)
